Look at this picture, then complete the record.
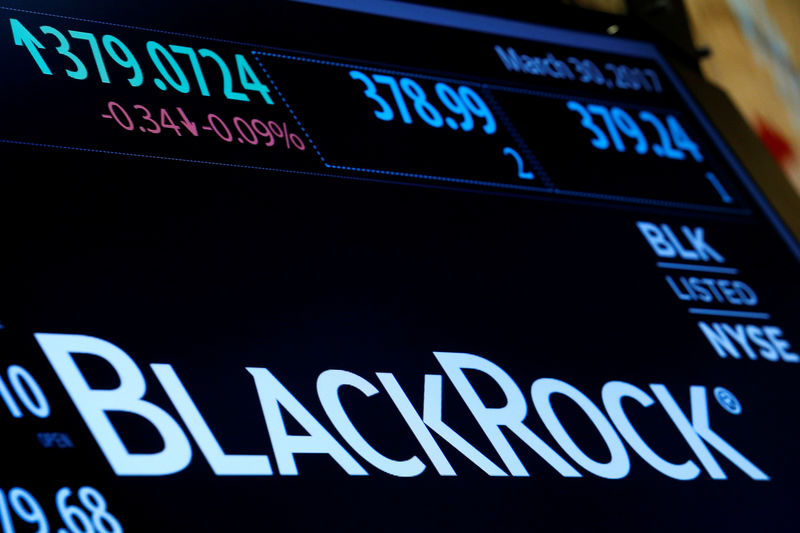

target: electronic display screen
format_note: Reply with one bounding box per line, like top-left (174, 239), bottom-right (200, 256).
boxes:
top-left (1, 1), bottom-right (798, 531)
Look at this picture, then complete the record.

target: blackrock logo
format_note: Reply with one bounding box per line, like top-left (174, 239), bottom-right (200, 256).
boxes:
top-left (35, 333), bottom-right (768, 481)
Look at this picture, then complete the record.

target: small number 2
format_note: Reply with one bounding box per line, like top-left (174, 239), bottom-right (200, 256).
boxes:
top-left (503, 147), bottom-right (534, 180)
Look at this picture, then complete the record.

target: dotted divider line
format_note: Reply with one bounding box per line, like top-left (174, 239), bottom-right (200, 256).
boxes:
top-left (255, 50), bottom-right (562, 191)
top-left (2, 4), bottom-right (686, 119)
top-left (252, 52), bottom-right (685, 115)
top-left (0, 5), bottom-right (273, 49)
top-left (0, 138), bottom-right (749, 214)
top-left (253, 51), bottom-right (475, 87)
top-left (485, 85), bottom-right (735, 206)
top-left (487, 83), bottom-right (685, 114)
top-left (324, 164), bottom-right (551, 192)
top-left (236, 53), bottom-right (749, 213)
top-left (551, 186), bottom-right (750, 213)
top-left (0, 3), bottom-right (746, 215)
top-left (0, 138), bottom-right (334, 176)
top-left (323, 164), bottom-right (747, 213)
top-left (0, 137), bottom-right (539, 192)
top-left (251, 51), bottom-right (326, 164)
top-left (0, 4), bottom-right (683, 116)
top-left (487, 88), bottom-right (738, 208)
top-left (479, 86), bottom-right (553, 189)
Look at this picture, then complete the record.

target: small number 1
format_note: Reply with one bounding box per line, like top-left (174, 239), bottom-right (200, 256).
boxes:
top-left (0, 489), bottom-right (14, 533)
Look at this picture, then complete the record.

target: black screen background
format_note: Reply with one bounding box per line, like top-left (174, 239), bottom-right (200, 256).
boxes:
top-left (0, 1), bottom-right (798, 532)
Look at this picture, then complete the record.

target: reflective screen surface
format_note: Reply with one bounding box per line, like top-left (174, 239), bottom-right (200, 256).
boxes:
top-left (0, 1), bottom-right (798, 531)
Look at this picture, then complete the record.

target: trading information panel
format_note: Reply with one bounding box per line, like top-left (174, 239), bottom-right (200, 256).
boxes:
top-left (0, 1), bottom-right (798, 532)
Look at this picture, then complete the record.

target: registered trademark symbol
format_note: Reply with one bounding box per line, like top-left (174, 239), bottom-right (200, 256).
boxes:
top-left (714, 386), bottom-right (742, 415)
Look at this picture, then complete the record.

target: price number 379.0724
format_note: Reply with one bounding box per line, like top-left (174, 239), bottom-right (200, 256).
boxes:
top-left (9, 18), bottom-right (272, 104)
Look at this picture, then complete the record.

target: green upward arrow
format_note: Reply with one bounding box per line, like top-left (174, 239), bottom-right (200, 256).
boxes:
top-left (9, 18), bottom-right (52, 75)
